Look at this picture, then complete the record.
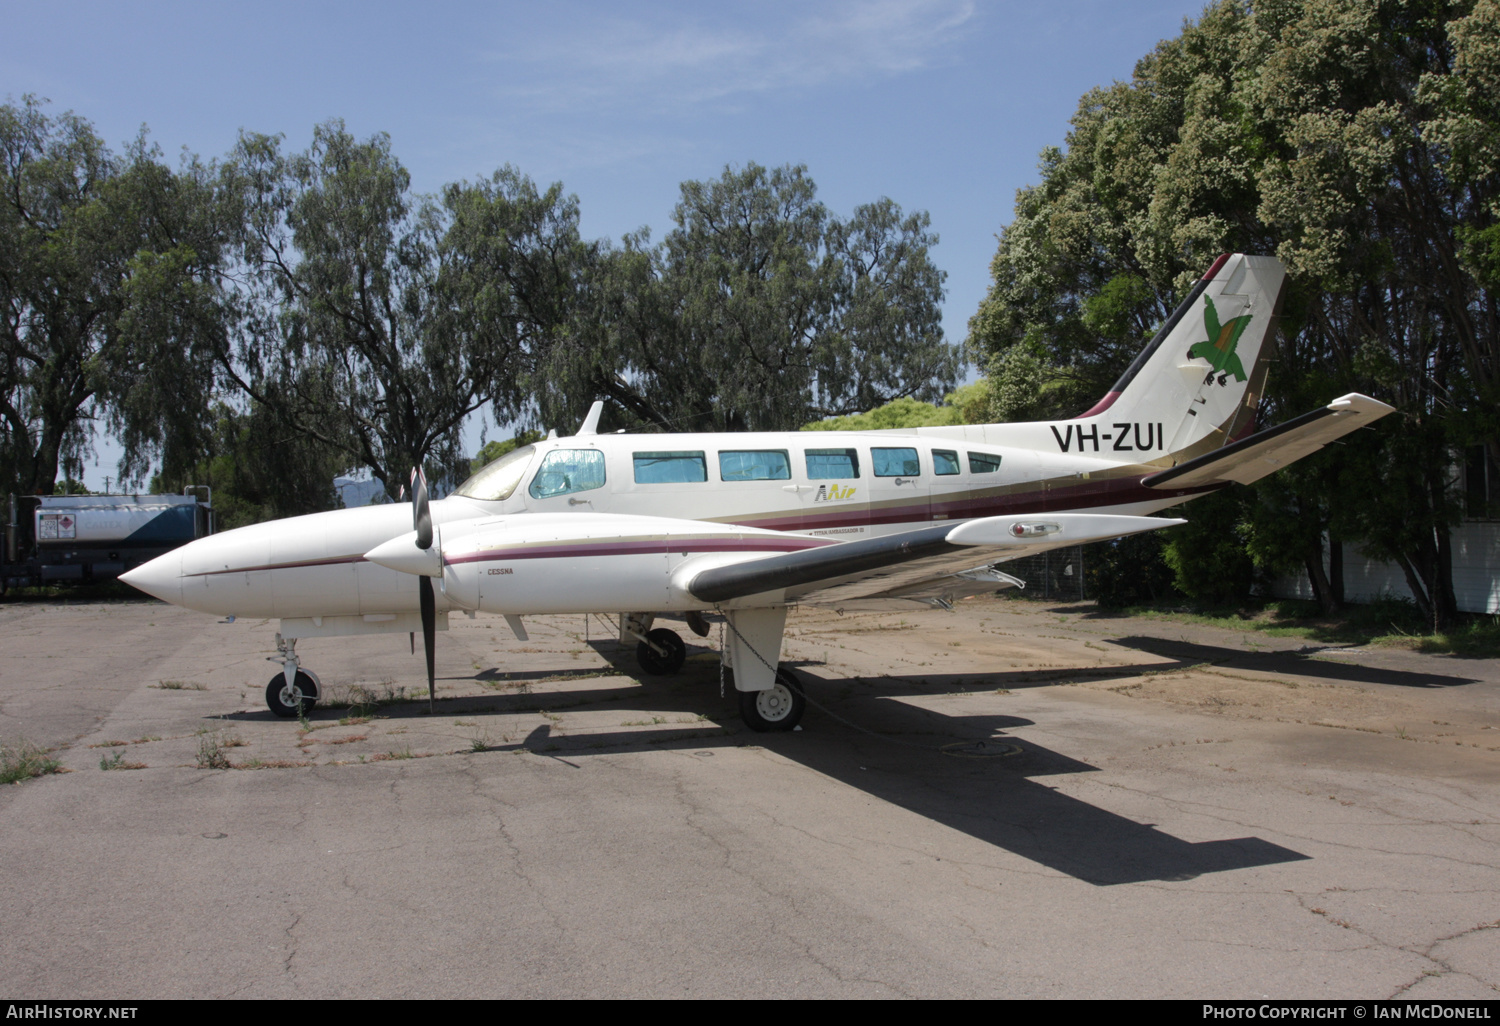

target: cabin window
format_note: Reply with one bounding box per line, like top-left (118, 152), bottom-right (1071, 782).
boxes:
top-left (805, 448), bottom-right (860, 479)
top-left (633, 451), bottom-right (707, 484)
top-left (528, 449), bottom-right (607, 499)
top-left (968, 452), bottom-right (1002, 474)
top-left (933, 449), bottom-right (960, 476)
top-left (719, 450), bottom-right (791, 481)
top-left (455, 444), bottom-right (537, 501)
top-left (871, 447), bottom-right (921, 477)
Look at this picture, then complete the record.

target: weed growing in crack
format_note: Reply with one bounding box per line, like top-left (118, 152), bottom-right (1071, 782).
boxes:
top-left (1, 739), bottom-right (62, 784)
top-left (195, 731), bottom-right (239, 770)
top-left (99, 749), bottom-right (146, 771)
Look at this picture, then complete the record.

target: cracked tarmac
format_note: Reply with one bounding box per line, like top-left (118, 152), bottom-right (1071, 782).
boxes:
top-left (0, 596), bottom-right (1497, 998)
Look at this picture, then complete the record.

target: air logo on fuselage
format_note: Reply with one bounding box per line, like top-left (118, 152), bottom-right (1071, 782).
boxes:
top-left (814, 484), bottom-right (857, 501)
top-left (1050, 422), bottom-right (1165, 453)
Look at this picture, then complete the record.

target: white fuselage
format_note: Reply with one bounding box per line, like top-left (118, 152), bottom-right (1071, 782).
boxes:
top-left (123, 421), bottom-right (1193, 622)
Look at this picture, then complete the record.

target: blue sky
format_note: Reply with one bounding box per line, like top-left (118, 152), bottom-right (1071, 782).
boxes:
top-left (2, 0), bottom-right (1209, 486)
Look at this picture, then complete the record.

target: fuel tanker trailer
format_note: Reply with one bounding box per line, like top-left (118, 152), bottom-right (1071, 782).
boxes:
top-left (3, 490), bottom-right (213, 593)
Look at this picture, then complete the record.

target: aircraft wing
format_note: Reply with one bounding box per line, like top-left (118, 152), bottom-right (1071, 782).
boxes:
top-left (683, 513), bottom-right (1180, 609)
top-left (1142, 393), bottom-right (1394, 490)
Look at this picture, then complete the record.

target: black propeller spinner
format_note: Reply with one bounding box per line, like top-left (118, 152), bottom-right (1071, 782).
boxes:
top-left (411, 467), bottom-right (437, 713)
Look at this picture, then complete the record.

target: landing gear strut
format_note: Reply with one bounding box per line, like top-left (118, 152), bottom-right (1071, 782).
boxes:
top-left (265, 633), bottom-right (320, 718)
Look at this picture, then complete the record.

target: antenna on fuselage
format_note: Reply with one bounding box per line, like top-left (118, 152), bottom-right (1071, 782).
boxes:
top-left (575, 401), bottom-right (604, 437)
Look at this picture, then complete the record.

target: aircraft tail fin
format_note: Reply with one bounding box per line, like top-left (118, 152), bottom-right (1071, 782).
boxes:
top-left (1079, 254), bottom-right (1285, 462)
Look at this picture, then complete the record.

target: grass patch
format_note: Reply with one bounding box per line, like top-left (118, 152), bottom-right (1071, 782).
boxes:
top-left (99, 750), bottom-right (146, 770)
top-left (153, 680), bottom-right (206, 691)
top-left (1, 739), bottom-right (62, 784)
top-left (195, 730), bottom-right (243, 770)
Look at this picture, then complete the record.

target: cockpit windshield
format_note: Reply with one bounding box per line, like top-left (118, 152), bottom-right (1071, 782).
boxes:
top-left (453, 444), bottom-right (537, 502)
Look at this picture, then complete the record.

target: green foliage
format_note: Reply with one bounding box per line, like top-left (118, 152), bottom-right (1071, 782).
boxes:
top-left (225, 125), bottom-right (563, 500)
top-left (802, 396), bottom-right (962, 431)
top-left (0, 97), bottom-right (228, 497)
top-left (1084, 532), bottom-right (1178, 608)
top-left (151, 403), bottom-right (345, 530)
top-left (967, 0), bottom-right (1500, 629)
top-left (470, 431), bottom-right (544, 475)
top-left (555, 163), bottom-right (959, 433)
top-left (1161, 491), bottom-right (1255, 607)
top-left (943, 381), bottom-right (992, 425)
top-left (0, 739), bottom-right (60, 784)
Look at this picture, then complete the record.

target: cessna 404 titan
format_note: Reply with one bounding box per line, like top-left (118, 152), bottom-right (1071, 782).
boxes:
top-left (123, 254), bottom-right (1392, 731)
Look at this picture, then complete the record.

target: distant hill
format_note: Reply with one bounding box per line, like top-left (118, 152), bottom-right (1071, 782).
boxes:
top-left (334, 477), bottom-right (389, 509)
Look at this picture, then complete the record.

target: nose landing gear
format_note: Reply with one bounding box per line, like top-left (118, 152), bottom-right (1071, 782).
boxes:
top-left (265, 633), bottom-right (320, 717)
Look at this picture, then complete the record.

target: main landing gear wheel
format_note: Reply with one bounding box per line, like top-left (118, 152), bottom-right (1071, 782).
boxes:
top-left (266, 671), bottom-right (319, 718)
top-left (637, 628), bottom-right (687, 675)
top-left (739, 667), bottom-right (806, 733)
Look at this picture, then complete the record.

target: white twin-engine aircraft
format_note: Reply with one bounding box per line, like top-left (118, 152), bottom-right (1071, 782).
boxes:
top-left (123, 254), bottom-right (1393, 731)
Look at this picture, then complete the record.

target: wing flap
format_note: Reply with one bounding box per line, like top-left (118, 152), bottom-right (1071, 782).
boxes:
top-left (1143, 393), bottom-right (1394, 490)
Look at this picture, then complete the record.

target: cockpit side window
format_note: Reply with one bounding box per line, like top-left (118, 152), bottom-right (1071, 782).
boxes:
top-left (528, 449), bottom-right (607, 499)
top-left (454, 444), bottom-right (537, 501)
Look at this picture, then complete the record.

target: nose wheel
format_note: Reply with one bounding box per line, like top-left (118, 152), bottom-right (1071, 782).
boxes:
top-left (739, 667), bottom-right (806, 732)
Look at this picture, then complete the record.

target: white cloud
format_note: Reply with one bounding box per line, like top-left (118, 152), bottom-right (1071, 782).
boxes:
top-left (487, 1), bottom-right (977, 112)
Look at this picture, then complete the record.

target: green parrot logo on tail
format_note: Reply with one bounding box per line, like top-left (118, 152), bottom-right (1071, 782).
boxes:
top-left (1188, 295), bottom-right (1253, 386)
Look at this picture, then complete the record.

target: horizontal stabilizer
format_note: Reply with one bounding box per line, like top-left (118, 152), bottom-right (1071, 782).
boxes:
top-left (1142, 393), bottom-right (1395, 490)
top-left (687, 513), bottom-right (1181, 605)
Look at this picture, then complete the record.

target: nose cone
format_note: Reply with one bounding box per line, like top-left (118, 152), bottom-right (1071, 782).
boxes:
top-left (365, 531), bottom-right (442, 577)
top-left (120, 549), bottom-right (185, 606)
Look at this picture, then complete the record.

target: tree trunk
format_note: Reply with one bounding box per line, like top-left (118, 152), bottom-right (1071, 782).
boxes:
top-left (1391, 552), bottom-right (1433, 624)
top-left (1305, 535), bottom-right (1338, 616)
top-left (1432, 525), bottom-right (1459, 633)
top-left (1329, 538), bottom-right (1344, 607)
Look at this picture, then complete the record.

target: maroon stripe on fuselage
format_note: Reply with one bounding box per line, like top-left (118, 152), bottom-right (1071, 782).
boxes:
top-left (733, 473), bottom-right (1215, 532)
top-left (443, 536), bottom-right (833, 565)
top-left (187, 554), bottom-right (368, 578)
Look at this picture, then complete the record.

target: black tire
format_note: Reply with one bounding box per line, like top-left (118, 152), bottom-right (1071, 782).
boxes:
top-left (637, 628), bottom-right (687, 675)
top-left (739, 666), bottom-right (806, 732)
top-left (266, 671), bottom-right (319, 718)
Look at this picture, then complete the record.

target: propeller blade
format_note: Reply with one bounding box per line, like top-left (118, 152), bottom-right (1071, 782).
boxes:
top-left (411, 468), bottom-right (433, 551)
top-left (419, 574), bottom-right (436, 713)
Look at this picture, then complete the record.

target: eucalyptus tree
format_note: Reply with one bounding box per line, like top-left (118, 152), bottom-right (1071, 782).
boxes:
top-left (556, 163), bottom-right (958, 434)
top-left (0, 97), bottom-right (225, 497)
top-left (225, 123), bottom-right (499, 497)
top-left (967, 0), bottom-right (1499, 627)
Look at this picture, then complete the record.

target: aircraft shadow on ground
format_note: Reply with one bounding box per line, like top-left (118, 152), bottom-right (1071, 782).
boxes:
top-left (1107, 635), bottom-right (1482, 689)
top-left (333, 646), bottom-right (1309, 887)
top-left (228, 636), bottom-right (1311, 886)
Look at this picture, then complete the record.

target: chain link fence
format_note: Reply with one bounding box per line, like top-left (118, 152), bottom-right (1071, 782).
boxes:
top-left (995, 544), bottom-right (1087, 603)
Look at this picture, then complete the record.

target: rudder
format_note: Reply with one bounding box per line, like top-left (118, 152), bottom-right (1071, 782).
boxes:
top-left (1077, 254), bottom-right (1286, 463)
